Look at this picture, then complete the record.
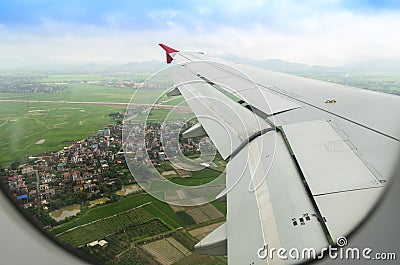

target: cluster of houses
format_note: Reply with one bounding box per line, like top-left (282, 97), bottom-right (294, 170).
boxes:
top-left (81, 79), bottom-right (141, 89)
top-left (0, 74), bottom-right (66, 93)
top-left (1, 123), bottom-right (125, 209)
top-left (124, 121), bottom-right (210, 166)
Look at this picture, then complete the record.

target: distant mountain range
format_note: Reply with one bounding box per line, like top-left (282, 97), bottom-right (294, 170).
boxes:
top-left (3, 56), bottom-right (400, 74)
top-left (218, 55), bottom-right (400, 74)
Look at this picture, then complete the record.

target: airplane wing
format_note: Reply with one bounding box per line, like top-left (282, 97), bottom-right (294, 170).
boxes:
top-left (159, 44), bottom-right (400, 264)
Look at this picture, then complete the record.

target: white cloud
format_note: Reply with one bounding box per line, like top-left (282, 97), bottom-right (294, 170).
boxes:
top-left (147, 9), bottom-right (179, 24)
top-left (178, 9), bottom-right (400, 66)
top-left (0, 8), bottom-right (399, 68)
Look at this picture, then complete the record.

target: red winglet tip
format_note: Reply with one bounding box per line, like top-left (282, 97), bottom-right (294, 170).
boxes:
top-left (159, 44), bottom-right (179, 53)
top-left (159, 44), bottom-right (179, 64)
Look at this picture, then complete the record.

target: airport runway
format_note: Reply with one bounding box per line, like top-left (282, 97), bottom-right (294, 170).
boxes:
top-left (0, 99), bottom-right (189, 110)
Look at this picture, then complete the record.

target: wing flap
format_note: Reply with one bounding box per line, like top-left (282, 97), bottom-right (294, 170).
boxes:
top-left (234, 88), bottom-right (301, 116)
top-left (182, 123), bottom-right (207, 139)
top-left (314, 187), bottom-right (383, 241)
top-left (282, 120), bottom-right (383, 195)
top-left (195, 222), bottom-right (227, 256)
top-left (172, 67), bottom-right (271, 159)
top-left (226, 131), bottom-right (328, 265)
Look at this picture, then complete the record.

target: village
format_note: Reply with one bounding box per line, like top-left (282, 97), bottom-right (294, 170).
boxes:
top-left (0, 118), bottom-right (205, 224)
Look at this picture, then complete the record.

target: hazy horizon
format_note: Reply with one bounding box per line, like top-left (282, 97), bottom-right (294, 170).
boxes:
top-left (1, 56), bottom-right (400, 74)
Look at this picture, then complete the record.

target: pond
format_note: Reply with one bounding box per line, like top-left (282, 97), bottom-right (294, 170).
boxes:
top-left (49, 204), bottom-right (81, 222)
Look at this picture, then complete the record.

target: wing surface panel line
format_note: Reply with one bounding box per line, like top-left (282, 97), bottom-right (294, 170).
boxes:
top-left (313, 186), bottom-right (383, 197)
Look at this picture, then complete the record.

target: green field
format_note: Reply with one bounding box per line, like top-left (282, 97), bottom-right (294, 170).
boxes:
top-left (211, 201), bottom-right (227, 215)
top-left (57, 207), bottom-right (154, 246)
top-left (0, 102), bottom-right (126, 166)
top-left (0, 84), bottom-right (156, 103)
top-left (54, 192), bottom-right (222, 248)
top-left (51, 193), bottom-right (184, 235)
top-left (149, 166), bottom-right (224, 189)
top-left (142, 201), bottom-right (185, 228)
top-left (171, 168), bottom-right (223, 186)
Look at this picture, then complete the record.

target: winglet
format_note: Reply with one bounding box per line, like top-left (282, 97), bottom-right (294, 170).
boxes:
top-left (159, 44), bottom-right (179, 64)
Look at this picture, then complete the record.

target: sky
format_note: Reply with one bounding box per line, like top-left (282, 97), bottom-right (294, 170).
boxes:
top-left (0, 0), bottom-right (400, 67)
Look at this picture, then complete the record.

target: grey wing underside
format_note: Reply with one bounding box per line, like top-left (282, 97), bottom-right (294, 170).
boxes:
top-left (166, 51), bottom-right (400, 265)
